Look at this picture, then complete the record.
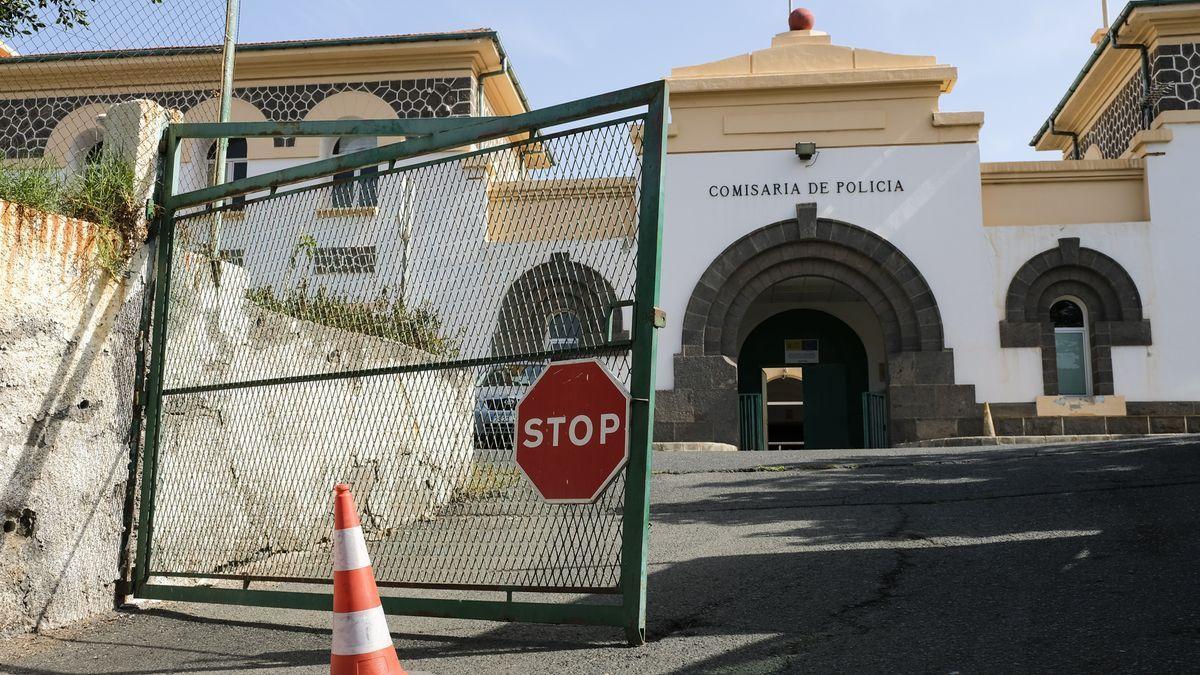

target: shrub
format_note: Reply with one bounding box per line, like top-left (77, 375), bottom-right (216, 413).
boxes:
top-left (246, 284), bottom-right (461, 357)
top-left (0, 158), bottom-right (142, 279)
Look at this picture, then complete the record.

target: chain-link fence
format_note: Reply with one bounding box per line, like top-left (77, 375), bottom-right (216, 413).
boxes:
top-left (0, 0), bottom-right (228, 276)
top-left (151, 118), bottom-right (642, 592)
top-left (134, 83), bottom-right (667, 639)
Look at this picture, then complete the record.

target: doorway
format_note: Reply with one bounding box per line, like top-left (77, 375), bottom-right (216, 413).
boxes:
top-left (738, 309), bottom-right (869, 449)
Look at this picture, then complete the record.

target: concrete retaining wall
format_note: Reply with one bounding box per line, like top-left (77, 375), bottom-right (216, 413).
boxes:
top-left (0, 204), bottom-right (474, 635)
top-left (152, 255), bottom-right (474, 573)
top-left (0, 201), bottom-right (146, 637)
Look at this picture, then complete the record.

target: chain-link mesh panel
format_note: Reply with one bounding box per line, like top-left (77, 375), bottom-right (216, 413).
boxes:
top-left (148, 117), bottom-right (645, 592)
top-left (0, 0), bottom-right (227, 285)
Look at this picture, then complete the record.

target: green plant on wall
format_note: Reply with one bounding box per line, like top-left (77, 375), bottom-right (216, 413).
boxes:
top-left (0, 157), bottom-right (142, 279)
top-left (245, 231), bottom-right (461, 357)
top-left (246, 285), bottom-right (460, 357)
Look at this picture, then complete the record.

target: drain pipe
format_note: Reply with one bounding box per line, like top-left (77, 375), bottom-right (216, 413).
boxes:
top-left (476, 55), bottom-right (508, 116)
top-left (1110, 20), bottom-right (1154, 130)
top-left (1049, 118), bottom-right (1082, 160)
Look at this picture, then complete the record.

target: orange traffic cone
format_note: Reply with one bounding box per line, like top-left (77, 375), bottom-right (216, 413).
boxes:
top-left (331, 483), bottom-right (407, 675)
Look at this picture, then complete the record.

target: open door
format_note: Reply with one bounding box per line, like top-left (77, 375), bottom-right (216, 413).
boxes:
top-left (762, 367), bottom-right (805, 450)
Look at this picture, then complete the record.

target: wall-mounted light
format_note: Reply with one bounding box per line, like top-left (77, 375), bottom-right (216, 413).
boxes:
top-left (795, 141), bottom-right (819, 166)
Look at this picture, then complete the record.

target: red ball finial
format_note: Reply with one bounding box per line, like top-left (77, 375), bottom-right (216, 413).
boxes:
top-left (788, 7), bottom-right (815, 31)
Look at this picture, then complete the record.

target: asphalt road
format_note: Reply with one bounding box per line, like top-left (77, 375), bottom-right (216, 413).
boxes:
top-left (4, 437), bottom-right (1200, 674)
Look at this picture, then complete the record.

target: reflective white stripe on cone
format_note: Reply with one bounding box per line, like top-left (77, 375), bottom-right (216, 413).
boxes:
top-left (332, 606), bottom-right (394, 655)
top-left (334, 526), bottom-right (371, 572)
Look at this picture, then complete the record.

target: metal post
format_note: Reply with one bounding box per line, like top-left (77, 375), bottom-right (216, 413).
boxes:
top-left (620, 81), bottom-right (668, 646)
top-left (132, 130), bottom-right (181, 591)
top-left (207, 0), bottom-right (239, 281)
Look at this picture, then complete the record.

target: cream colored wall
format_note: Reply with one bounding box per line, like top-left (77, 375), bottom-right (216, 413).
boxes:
top-left (485, 178), bottom-right (637, 242)
top-left (664, 29), bottom-right (980, 154)
top-left (980, 159), bottom-right (1148, 227)
top-left (667, 87), bottom-right (981, 154)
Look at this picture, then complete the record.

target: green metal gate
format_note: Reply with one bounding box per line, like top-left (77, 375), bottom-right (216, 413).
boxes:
top-left (738, 393), bottom-right (765, 451)
top-left (862, 391), bottom-right (888, 448)
top-left (130, 82), bottom-right (668, 644)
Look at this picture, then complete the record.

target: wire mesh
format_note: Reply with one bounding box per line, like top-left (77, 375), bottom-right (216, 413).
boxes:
top-left (147, 116), bottom-right (646, 592)
top-left (0, 1), bottom-right (228, 169)
top-left (0, 0), bottom-right (228, 291)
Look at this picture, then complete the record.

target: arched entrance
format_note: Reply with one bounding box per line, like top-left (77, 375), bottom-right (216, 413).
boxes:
top-left (739, 309), bottom-right (871, 449)
top-left (656, 204), bottom-right (980, 448)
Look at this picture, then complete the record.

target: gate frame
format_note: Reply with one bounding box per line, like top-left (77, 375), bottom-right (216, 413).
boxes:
top-left (130, 81), bottom-right (668, 645)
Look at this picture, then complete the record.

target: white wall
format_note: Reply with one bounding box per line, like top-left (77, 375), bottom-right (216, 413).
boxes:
top-left (659, 144), bottom-right (996, 396)
top-left (1136, 121), bottom-right (1200, 399)
top-left (659, 135), bottom-right (1200, 404)
top-left (177, 128), bottom-right (1200, 405)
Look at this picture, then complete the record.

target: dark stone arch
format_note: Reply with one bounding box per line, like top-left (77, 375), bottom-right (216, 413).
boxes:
top-left (680, 210), bottom-right (945, 358)
top-left (491, 252), bottom-right (621, 357)
top-left (999, 237), bottom-right (1151, 396)
top-left (657, 204), bottom-right (979, 448)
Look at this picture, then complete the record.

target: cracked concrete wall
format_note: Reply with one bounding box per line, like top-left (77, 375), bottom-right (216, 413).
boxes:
top-left (0, 201), bottom-right (147, 637)
top-left (151, 254), bottom-right (474, 575)
top-left (0, 214), bottom-right (475, 636)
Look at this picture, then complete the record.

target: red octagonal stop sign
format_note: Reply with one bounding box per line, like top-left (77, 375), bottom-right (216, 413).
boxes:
top-left (515, 359), bottom-right (630, 503)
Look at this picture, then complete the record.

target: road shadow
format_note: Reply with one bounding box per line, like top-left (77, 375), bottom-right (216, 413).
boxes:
top-left (4, 438), bottom-right (1198, 673)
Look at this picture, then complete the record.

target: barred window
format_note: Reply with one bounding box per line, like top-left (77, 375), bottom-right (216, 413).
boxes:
top-left (331, 136), bottom-right (379, 208)
top-left (218, 248), bottom-right (245, 267)
top-left (273, 136), bottom-right (296, 148)
top-left (313, 246), bottom-right (376, 275)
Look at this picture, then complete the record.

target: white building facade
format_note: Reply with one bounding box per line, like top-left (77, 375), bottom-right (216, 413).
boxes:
top-left (4, 3), bottom-right (1200, 449)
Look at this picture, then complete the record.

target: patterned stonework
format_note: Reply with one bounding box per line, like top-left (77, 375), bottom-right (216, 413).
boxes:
top-left (0, 77), bottom-right (473, 159)
top-left (1081, 43), bottom-right (1200, 159)
top-left (1081, 72), bottom-right (1143, 159)
top-left (1154, 43), bottom-right (1200, 112)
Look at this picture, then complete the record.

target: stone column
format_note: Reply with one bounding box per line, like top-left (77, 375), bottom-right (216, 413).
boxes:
top-left (101, 99), bottom-right (183, 239)
top-left (654, 353), bottom-right (740, 446)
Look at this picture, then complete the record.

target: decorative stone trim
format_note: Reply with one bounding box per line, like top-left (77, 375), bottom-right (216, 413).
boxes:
top-left (999, 237), bottom-right (1150, 396)
top-left (680, 203), bottom-right (944, 358)
top-left (0, 77), bottom-right (473, 159)
top-left (1081, 72), bottom-right (1143, 160)
top-left (659, 203), bottom-right (979, 447)
top-left (1153, 43), bottom-right (1200, 114)
top-left (1080, 43), bottom-right (1200, 159)
top-left (988, 400), bottom-right (1200, 437)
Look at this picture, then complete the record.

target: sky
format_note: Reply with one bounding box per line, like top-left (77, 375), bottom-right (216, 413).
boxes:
top-left (14, 0), bottom-right (1115, 161)
top-left (236, 0), bottom-right (1110, 161)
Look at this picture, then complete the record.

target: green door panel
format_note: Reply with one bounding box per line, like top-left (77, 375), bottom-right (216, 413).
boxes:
top-left (803, 364), bottom-right (849, 449)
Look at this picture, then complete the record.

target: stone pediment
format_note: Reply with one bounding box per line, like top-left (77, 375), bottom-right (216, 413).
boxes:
top-left (670, 30), bottom-right (953, 92)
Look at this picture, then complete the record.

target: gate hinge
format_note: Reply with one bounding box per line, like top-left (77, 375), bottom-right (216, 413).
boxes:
top-left (653, 307), bottom-right (667, 328)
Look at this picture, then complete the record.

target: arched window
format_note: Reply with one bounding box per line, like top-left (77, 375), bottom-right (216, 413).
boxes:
top-left (207, 138), bottom-right (248, 209)
top-left (545, 311), bottom-right (583, 351)
top-left (331, 136), bottom-right (379, 208)
top-left (999, 238), bottom-right (1151, 397)
top-left (1050, 297), bottom-right (1090, 396)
